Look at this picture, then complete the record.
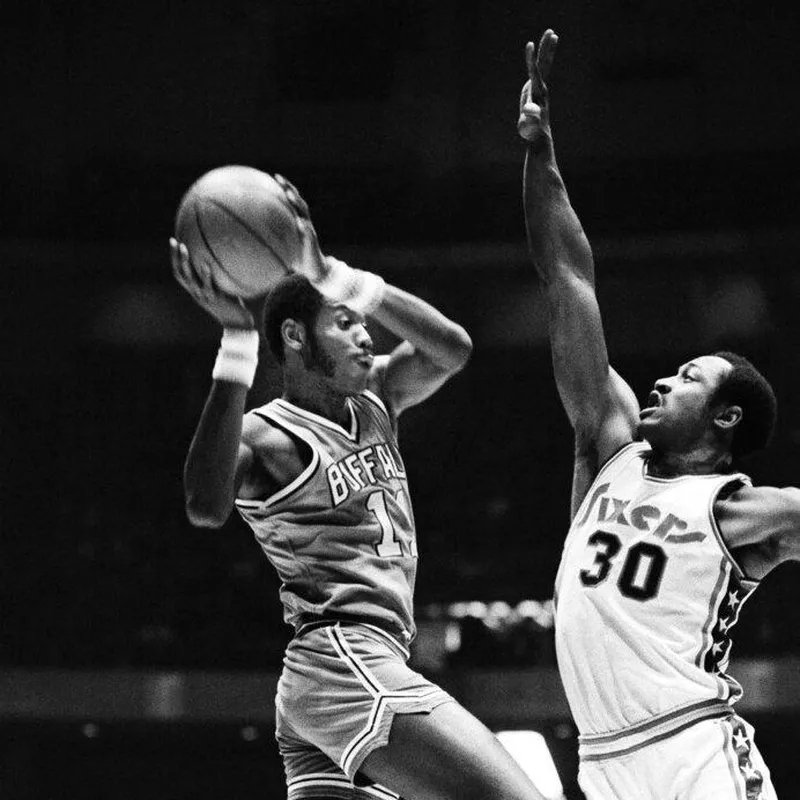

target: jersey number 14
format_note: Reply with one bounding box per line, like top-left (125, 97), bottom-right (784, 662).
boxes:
top-left (367, 490), bottom-right (417, 558)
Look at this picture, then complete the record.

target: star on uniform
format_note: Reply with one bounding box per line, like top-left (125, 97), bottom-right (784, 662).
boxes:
top-left (718, 617), bottom-right (732, 633)
top-left (727, 590), bottom-right (740, 609)
top-left (742, 763), bottom-right (760, 781)
top-left (732, 730), bottom-right (749, 750)
top-left (712, 641), bottom-right (725, 655)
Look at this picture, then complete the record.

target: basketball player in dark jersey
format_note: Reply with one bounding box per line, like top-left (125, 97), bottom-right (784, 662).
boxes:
top-left (172, 177), bottom-right (547, 800)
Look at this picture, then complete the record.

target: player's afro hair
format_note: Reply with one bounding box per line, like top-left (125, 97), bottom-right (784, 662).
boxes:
top-left (263, 274), bottom-right (325, 363)
top-left (712, 351), bottom-right (777, 460)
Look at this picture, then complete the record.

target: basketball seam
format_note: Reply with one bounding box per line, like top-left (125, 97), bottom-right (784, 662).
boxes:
top-left (206, 197), bottom-right (294, 277)
top-left (191, 205), bottom-right (260, 296)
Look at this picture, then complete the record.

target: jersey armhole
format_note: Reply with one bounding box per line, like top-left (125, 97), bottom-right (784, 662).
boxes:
top-left (710, 476), bottom-right (760, 586)
top-left (597, 440), bottom-right (647, 474)
top-left (236, 411), bottom-right (320, 510)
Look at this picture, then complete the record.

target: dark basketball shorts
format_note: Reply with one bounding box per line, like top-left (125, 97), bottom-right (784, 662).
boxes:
top-left (275, 621), bottom-right (454, 799)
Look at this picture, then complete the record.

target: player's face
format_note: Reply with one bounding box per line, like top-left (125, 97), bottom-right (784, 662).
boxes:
top-left (638, 355), bottom-right (734, 450)
top-left (307, 303), bottom-right (374, 392)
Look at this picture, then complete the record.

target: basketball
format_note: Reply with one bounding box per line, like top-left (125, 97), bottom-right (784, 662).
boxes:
top-left (174, 165), bottom-right (303, 299)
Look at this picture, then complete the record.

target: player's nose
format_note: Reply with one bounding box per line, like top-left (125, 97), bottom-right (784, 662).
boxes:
top-left (654, 378), bottom-right (671, 394)
top-left (355, 324), bottom-right (372, 350)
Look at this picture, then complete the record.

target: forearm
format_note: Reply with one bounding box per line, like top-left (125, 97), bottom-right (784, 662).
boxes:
top-left (523, 142), bottom-right (595, 288)
top-left (371, 284), bottom-right (473, 373)
top-left (184, 381), bottom-right (249, 528)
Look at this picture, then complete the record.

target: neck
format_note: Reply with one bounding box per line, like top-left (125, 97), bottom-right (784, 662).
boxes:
top-left (645, 442), bottom-right (733, 478)
top-left (282, 369), bottom-right (352, 427)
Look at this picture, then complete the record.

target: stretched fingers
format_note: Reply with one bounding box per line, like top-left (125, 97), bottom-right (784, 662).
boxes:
top-left (536, 29), bottom-right (558, 82)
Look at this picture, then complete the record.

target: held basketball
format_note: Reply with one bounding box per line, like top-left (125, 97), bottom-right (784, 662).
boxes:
top-left (174, 165), bottom-right (303, 299)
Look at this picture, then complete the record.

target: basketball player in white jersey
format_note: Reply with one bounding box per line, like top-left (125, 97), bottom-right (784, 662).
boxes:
top-left (518, 29), bottom-right (799, 799)
top-left (171, 177), bottom-right (547, 800)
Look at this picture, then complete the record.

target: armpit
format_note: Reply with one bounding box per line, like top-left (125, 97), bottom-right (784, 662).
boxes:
top-left (715, 485), bottom-right (800, 577)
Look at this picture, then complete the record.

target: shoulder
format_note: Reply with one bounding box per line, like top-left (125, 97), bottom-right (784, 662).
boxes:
top-left (716, 484), bottom-right (800, 527)
top-left (240, 409), bottom-right (312, 493)
top-left (715, 484), bottom-right (800, 576)
top-left (243, 409), bottom-right (296, 453)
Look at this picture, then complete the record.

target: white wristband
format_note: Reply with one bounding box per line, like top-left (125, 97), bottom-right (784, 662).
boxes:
top-left (316, 256), bottom-right (386, 316)
top-left (212, 328), bottom-right (259, 388)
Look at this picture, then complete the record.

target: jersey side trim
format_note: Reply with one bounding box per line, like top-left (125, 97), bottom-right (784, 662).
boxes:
top-left (695, 556), bottom-right (730, 670)
top-left (234, 411), bottom-right (321, 510)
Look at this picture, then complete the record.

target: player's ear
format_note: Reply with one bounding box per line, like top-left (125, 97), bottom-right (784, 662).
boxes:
top-left (715, 404), bottom-right (742, 432)
top-left (282, 318), bottom-right (307, 354)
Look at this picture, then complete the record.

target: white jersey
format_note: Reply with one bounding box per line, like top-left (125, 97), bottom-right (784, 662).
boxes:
top-left (554, 442), bottom-right (759, 760)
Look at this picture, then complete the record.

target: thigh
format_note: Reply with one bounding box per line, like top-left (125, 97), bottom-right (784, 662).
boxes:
top-left (360, 700), bottom-right (545, 800)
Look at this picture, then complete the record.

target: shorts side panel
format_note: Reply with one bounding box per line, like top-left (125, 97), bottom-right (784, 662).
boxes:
top-left (277, 623), bottom-right (454, 782)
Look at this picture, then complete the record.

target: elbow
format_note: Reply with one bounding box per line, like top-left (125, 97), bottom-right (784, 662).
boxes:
top-left (446, 327), bottom-right (474, 374)
top-left (184, 496), bottom-right (231, 530)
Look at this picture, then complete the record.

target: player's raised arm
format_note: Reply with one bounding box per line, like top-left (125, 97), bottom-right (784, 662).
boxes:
top-left (274, 176), bottom-right (473, 417)
top-left (519, 31), bottom-right (639, 467)
top-left (366, 283), bottom-right (473, 416)
top-left (171, 238), bottom-right (259, 528)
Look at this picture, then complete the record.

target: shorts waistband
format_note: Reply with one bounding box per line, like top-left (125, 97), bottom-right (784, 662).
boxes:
top-left (579, 699), bottom-right (733, 762)
top-left (294, 617), bottom-right (411, 659)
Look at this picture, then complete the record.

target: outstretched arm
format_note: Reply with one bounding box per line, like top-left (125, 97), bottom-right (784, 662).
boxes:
top-left (519, 31), bottom-right (639, 473)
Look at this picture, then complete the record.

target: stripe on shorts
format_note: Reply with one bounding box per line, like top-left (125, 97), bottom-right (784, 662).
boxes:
top-left (287, 772), bottom-right (357, 800)
top-left (326, 623), bottom-right (445, 777)
top-left (287, 771), bottom-right (400, 800)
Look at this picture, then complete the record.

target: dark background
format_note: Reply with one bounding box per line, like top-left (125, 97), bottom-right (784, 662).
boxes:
top-left (2, 1), bottom-right (799, 797)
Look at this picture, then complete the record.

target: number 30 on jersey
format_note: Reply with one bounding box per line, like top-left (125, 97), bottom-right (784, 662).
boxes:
top-left (579, 530), bottom-right (667, 601)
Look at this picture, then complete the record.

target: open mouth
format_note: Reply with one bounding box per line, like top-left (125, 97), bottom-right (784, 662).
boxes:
top-left (640, 391), bottom-right (661, 417)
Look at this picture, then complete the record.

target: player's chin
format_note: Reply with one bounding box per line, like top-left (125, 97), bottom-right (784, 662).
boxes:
top-left (339, 368), bottom-right (370, 394)
top-left (636, 417), bottom-right (658, 440)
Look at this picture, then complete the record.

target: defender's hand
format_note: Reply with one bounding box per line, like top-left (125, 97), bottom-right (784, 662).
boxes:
top-left (170, 238), bottom-right (257, 329)
top-left (518, 29), bottom-right (559, 143)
